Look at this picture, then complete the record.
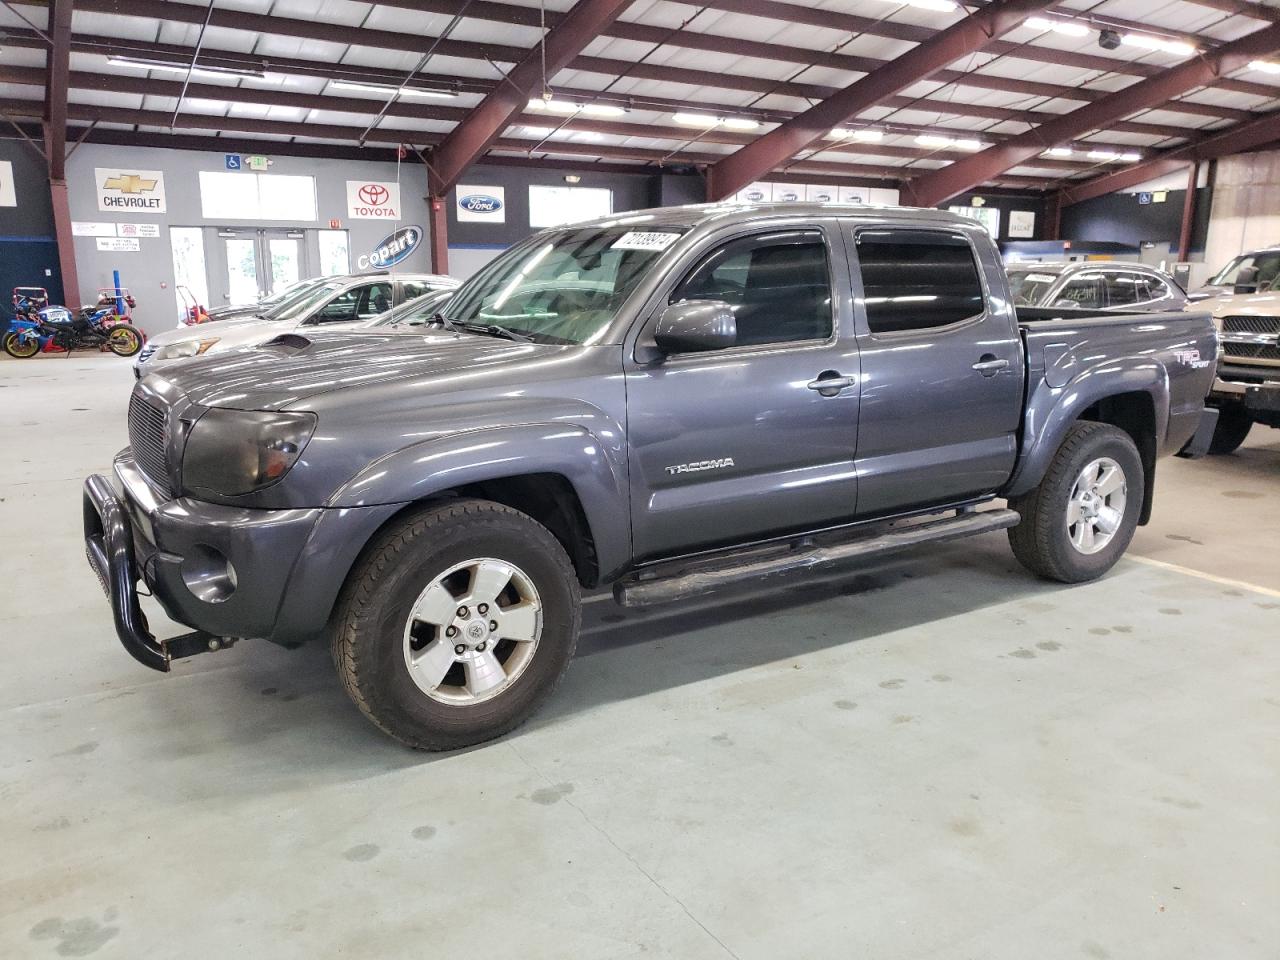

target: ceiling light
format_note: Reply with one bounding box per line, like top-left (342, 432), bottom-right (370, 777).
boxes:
top-left (1045, 146), bottom-right (1074, 157)
top-left (108, 55), bottom-right (264, 80)
top-left (1120, 151), bottom-right (1141, 162)
top-left (522, 126), bottom-right (554, 137)
top-left (527, 98), bottom-right (625, 117)
top-left (672, 112), bottom-right (718, 127)
top-left (829, 127), bottom-right (884, 141)
top-left (722, 117), bottom-right (760, 130)
top-left (1025, 16), bottom-right (1090, 37)
top-left (870, 0), bottom-right (957, 10)
top-left (1120, 33), bottom-right (1196, 57)
top-left (331, 79), bottom-right (457, 99)
top-left (916, 133), bottom-right (984, 150)
top-left (579, 103), bottom-right (626, 117)
top-left (1087, 149), bottom-right (1140, 163)
top-left (1249, 60), bottom-right (1280, 75)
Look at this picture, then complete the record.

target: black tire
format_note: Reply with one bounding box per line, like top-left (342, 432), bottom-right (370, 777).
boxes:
top-left (3, 332), bottom-right (39, 359)
top-left (106, 325), bottom-right (143, 357)
top-left (1207, 404), bottom-right (1252, 455)
top-left (331, 498), bottom-right (581, 750)
top-left (1008, 422), bottom-right (1144, 584)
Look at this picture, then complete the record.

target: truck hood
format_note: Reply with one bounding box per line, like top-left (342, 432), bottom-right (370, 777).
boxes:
top-left (1210, 291), bottom-right (1280, 317)
top-left (148, 330), bottom-right (562, 410)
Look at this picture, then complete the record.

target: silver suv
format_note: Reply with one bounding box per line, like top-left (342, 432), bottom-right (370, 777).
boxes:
top-left (1006, 261), bottom-right (1187, 313)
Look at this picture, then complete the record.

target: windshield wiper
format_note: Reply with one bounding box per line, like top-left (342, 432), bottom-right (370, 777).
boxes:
top-left (457, 321), bottom-right (532, 342)
top-left (421, 312), bottom-right (462, 333)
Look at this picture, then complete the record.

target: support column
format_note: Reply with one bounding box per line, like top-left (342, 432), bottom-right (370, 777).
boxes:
top-left (49, 178), bottom-right (79, 305)
top-left (429, 195), bottom-right (449, 276)
top-left (1178, 162), bottom-right (1200, 263)
top-left (1044, 193), bottom-right (1062, 242)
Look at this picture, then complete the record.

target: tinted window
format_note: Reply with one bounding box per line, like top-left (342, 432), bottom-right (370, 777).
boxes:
top-left (401, 280), bottom-right (440, 300)
top-left (1143, 276), bottom-right (1171, 301)
top-left (1054, 275), bottom-right (1105, 309)
top-left (856, 231), bottom-right (984, 333)
top-left (311, 282), bottom-right (393, 324)
top-left (672, 230), bottom-right (832, 346)
top-left (1105, 273), bottom-right (1141, 306)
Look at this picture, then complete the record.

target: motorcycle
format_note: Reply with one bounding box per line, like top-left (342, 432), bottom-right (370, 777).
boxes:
top-left (4, 292), bottom-right (144, 359)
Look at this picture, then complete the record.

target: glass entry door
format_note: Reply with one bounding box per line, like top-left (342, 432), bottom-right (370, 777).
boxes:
top-left (211, 228), bottom-right (311, 306)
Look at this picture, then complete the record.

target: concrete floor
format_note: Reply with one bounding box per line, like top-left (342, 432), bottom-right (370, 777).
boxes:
top-left (2, 354), bottom-right (1277, 960)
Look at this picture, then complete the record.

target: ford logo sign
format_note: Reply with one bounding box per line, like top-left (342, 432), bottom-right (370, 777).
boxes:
top-left (361, 225), bottom-right (423, 269)
top-left (459, 194), bottom-right (503, 213)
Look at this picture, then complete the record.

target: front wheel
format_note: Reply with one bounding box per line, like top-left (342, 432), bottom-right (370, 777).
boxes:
top-left (3, 332), bottom-right (39, 359)
top-left (1008, 421), bottom-right (1144, 583)
top-left (331, 499), bottom-right (581, 750)
top-left (1207, 403), bottom-right (1252, 455)
top-left (106, 325), bottom-right (143, 357)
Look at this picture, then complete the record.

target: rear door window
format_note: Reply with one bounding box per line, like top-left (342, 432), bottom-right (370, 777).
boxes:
top-left (854, 229), bottom-right (985, 333)
top-left (1104, 273), bottom-right (1141, 307)
top-left (1055, 274), bottom-right (1104, 309)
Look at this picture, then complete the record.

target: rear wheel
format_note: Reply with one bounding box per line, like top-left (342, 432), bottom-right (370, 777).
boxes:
top-left (106, 325), bottom-right (143, 357)
top-left (1008, 422), bottom-right (1144, 583)
top-left (331, 499), bottom-right (581, 750)
top-left (1207, 403), bottom-right (1252, 455)
top-left (3, 332), bottom-right (39, 359)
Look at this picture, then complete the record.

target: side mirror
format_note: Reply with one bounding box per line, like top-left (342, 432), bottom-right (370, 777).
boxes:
top-left (653, 300), bottom-right (736, 354)
top-left (1234, 265), bottom-right (1260, 294)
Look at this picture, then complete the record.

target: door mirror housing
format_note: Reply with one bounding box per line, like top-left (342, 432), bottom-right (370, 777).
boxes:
top-left (1233, 265), bottom-right (1260, 294)
top-left (653, 300), bottom-right (737, 354)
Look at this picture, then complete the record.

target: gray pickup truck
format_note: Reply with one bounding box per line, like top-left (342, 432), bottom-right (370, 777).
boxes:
top-left (84, 204), bottom-right (1218, 750)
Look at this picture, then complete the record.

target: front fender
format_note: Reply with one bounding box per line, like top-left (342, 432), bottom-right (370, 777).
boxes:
top-left (326, 423), bottom-right (631, 578)
top-left (1005, 356), bottom-right (1169, 499)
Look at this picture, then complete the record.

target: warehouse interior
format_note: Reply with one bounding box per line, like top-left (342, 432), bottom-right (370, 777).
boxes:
top-left (1, 0), bottom-right (1278, 957)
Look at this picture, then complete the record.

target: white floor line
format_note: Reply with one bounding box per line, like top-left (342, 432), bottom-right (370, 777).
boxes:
top-left (1128, 554), bottom-right (1280, 599)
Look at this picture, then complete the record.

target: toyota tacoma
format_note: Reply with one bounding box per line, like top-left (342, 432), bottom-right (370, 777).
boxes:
top-left (84, 203), bottom-right (1219, 750)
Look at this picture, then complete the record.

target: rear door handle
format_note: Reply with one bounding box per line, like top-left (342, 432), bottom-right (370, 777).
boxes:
top-left (972, 356), bottom-right (1010, 377)
top-left (808, 372), bottom-right (856, 396)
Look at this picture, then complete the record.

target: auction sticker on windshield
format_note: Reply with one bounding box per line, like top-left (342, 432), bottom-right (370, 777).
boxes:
top-left (611, 231), bottom-right (682, 252)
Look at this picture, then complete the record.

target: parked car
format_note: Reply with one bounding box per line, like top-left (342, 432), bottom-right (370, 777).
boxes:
top-left (84, 204), bottom-right (1217, 750)
top-left (1006, 262), bottom-right (1187, 312)
top-left (203, 276), bottom-right (331, 323)
top-left (1188, 245), bottom-right (1280, 302)
top-left (1202, 291), bottom-right (1280, 452)
top-left (134, 272), bottom-right (458, 377)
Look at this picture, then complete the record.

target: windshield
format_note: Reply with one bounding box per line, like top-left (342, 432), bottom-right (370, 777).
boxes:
top-left (259, 276), bottom-right (326, 307)
top-left (266, 279), bottom-right (349, 322)
top-left (363, 289), bottom-right (456, 327)
top-left (1006, 268), bottom-right (1060, 306)
top-left (1210, 252), bottom-right (1280, 288)
top-left (443, 225), bottom-right (689, 344)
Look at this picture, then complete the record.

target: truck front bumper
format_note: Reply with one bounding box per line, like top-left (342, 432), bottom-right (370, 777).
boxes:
top-left (83, 452), bottom-right (399, 672)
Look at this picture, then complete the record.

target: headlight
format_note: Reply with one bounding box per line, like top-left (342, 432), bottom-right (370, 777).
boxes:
top-left (182, 409), bottom-right (316, 497)
top-left (156, 338), bottom-right (220, 361)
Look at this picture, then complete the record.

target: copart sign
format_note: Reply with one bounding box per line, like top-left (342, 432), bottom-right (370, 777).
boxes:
top-left (96, 169), bottom-right (166, 213)
top-left (346, 180), bottom-right (402, 219)
top-left (356, 225), bottom-right (423, 269)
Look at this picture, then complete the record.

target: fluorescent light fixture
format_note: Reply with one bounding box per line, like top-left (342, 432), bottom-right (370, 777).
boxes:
top-left (1025, 16), bottom-right (1089, 37)
top-left (916, 133), bottom-right (984, 150)
top-left (330, 79), bottom-right (457, 99)
top-left (829, 127), bottom-right (884, 141)
top-left (1087, 149), bottom-right (1140, 162)
top-left (870, 0), bottom-right (956, 10)
top-left (108, 55), bottom-right (263, 79)
top-left (672, 112), bottom-right (757, 129)
top-left (522, 126), bottom-right (554, 137)
top-left (527, 98), bottom-right (624, 117)
top-left (1045, 146), bottom-right (1074, 157)
top-left (1249, 60), bottom-right (1280, 75)
top-left (1121, 33), bottom-right (1196, 57)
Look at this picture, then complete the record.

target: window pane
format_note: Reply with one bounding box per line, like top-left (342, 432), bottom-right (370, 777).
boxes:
top-left (528, 185), bottom-right (612, 228)
top-left (673, 230), bottom-right (832, 346)
top-left (200, 172), bottom-right (259, 220)
top-left (258, 175), bottom-right (317, 221)
top-left (1056, 276), bottom-right (1104, 309)
top-left (317, 230), bottom-right (350, 276)
top-left (856, 231), bottom-right (984, 333)
top-left (1105, 273), bottom-right (1140, 306)
top-left (170, 227), bottom-right (209, 326)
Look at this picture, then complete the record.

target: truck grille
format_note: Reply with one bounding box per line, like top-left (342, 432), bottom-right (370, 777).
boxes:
top-left (1222, 342), bottom-right (1280, 362)
top-left (1221, 315), bottom-right (1280, 335)
top-left (128, 392), bottom-right (172, 496)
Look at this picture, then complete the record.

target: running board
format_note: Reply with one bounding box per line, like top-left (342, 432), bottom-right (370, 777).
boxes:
top-left (613, 508), bottom-right (1021, 608)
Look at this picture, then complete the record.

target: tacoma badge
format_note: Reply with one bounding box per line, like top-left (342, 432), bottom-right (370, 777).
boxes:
top-left (665, 458), bottom-right (735, 476)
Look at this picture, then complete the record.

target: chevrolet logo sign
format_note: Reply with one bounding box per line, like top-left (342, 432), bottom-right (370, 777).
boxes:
top-left (103, 174), bottom-right (157, 193)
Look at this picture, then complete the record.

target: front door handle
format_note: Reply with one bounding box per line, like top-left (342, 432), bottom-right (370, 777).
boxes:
top-left (808, 371), bottom-right (856, 397)
top-left (972, 355), bottom-right (1010, 377)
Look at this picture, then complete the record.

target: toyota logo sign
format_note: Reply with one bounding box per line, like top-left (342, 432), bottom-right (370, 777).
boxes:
top-left (358, 183), bottom-right (389, 206)
top-left (347, 180), bottom-right (401, 219)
